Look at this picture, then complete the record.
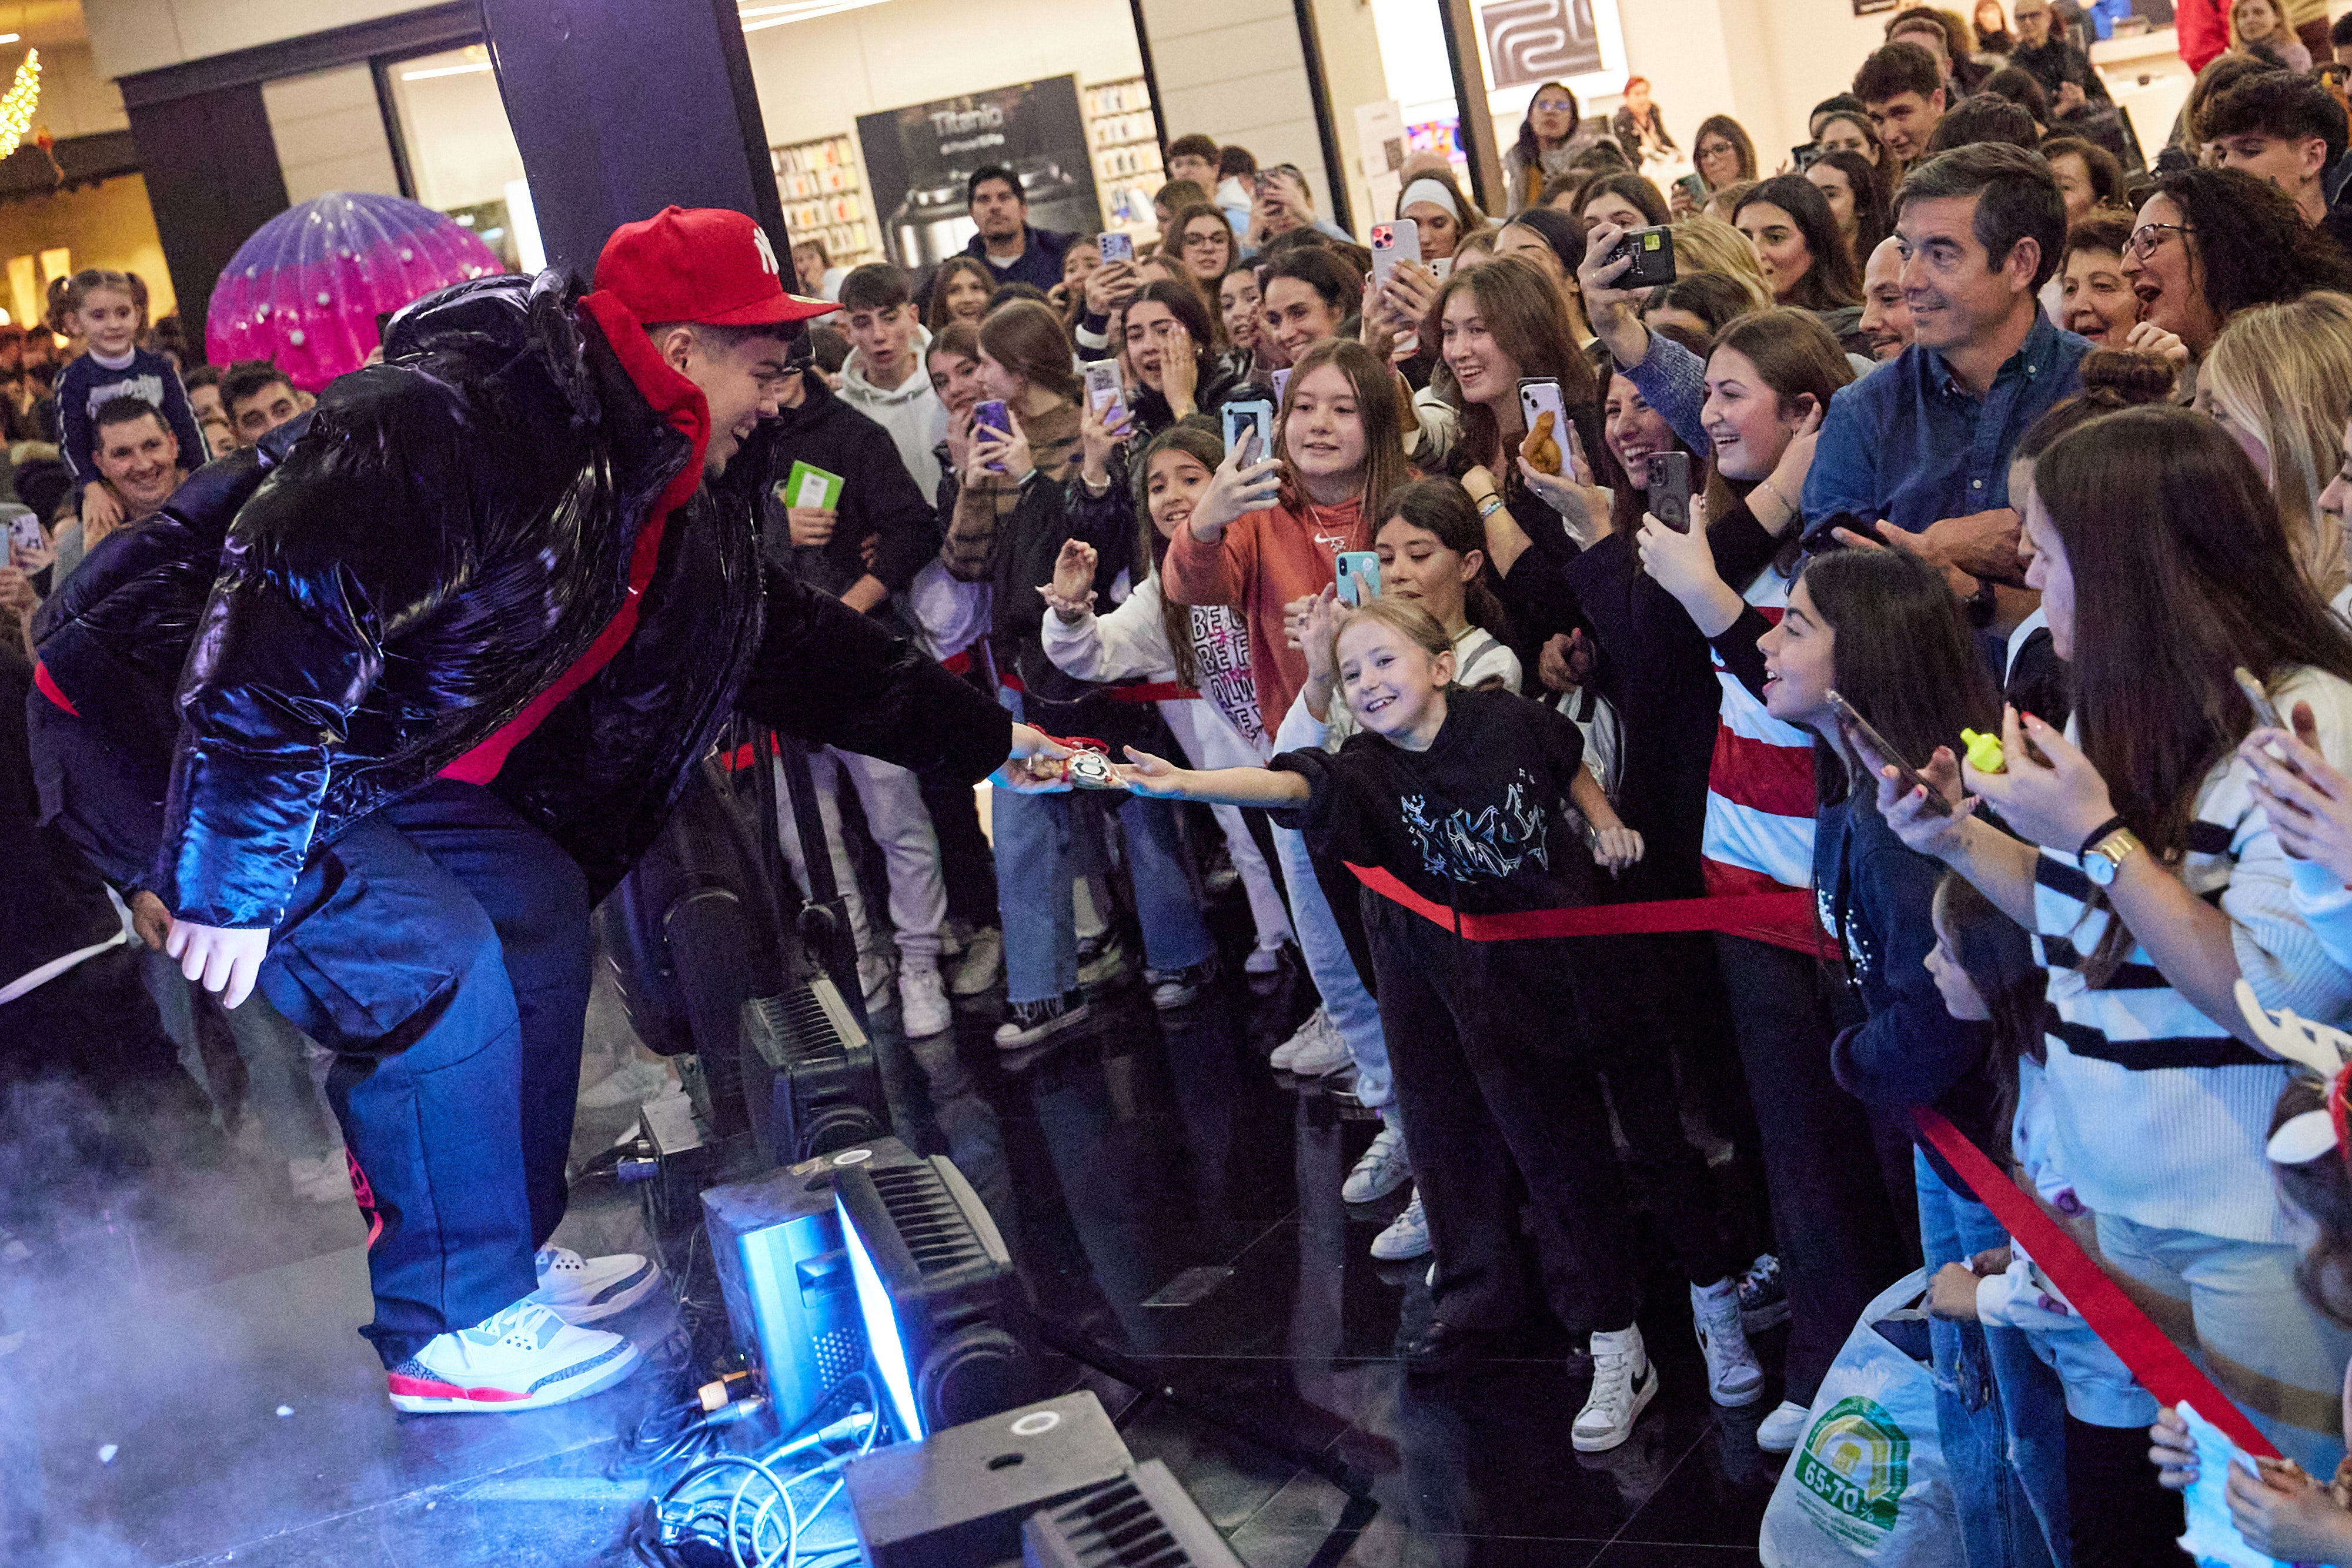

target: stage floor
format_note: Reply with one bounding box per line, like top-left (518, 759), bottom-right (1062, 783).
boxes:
top-left (3, 909), bottom-right (1782, 1566)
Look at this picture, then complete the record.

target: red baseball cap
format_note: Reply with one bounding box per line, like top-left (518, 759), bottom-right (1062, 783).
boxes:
top-left (593, 206), bottom-right (837, 327)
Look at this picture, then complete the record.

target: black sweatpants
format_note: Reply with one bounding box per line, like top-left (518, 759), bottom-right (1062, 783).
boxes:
top-left (919, 763), bottom-right (999, 930)
top-left (2064, 1413), bottom-right (2186, 1564)
top-left (1368, 894), bottom-right (1736, 1336)
top-left (1714, 932), bottom-right (1911, 1403)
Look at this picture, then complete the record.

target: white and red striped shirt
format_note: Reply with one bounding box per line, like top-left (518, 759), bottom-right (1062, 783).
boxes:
top-left (1700, 570), bottom-right (1821, 952)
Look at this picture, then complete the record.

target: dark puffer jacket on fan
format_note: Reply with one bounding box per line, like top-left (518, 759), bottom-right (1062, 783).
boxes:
top-left (31, 271), bottom-right (1009, 930)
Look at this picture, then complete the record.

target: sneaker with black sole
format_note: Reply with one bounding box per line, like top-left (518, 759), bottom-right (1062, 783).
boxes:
top-left (1148, 956), bottom-right (1218, 1010)
top-left (1342, 1124), bottom-right (1412, 1204)
top-left (1738, 1252), bottom-right (1789, 1333)
top-left (1573, 1326), bottom-right (1660, 1452)
top-left (994, 989), bottom-right (1090, 1051)
top-left (529, 1246), bottom-right (662, 1324)
top-left (386, 1299), bottom-right (640, 1413)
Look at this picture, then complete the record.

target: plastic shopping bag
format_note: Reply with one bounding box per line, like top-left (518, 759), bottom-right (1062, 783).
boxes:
top-left (1759, 1269), bottom-right (1965, 1568)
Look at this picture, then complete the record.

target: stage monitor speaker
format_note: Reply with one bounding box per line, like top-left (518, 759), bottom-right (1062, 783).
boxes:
top-left (740, 978), bottom-right (887, 1166)
top-left (844, 1391), bottom-right (1131, 1568)
top-left (699, 1136), bottom-right (923, 1433)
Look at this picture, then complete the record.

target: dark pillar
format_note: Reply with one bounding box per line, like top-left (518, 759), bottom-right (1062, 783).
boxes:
top-left (479, 0), bottom-right (795, 288)
top-left (1436, 0), bottom-right (1504, 216)
top-left (123, 85), bottom-right (290, 365)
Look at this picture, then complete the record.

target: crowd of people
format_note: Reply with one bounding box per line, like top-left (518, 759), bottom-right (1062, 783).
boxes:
top-left (22, 1), bottom-right (2352, 1559)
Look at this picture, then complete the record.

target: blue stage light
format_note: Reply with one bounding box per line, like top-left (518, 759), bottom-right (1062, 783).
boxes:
top-left (843, 1192), bottom-right (924, 1440)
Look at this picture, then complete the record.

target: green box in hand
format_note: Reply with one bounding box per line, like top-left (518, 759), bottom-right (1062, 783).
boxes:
top-left (779, 460), bottom-right (843, 511)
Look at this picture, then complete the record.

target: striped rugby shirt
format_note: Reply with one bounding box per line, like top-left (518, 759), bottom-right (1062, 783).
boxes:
top-left (2033, 667), bottom-right (2352, 1243)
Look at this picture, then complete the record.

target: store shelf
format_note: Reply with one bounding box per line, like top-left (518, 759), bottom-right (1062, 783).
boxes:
top-left (771, 132), bottom-right (882, 270)
top-left (1086, 76), bottom-right (1164, 243)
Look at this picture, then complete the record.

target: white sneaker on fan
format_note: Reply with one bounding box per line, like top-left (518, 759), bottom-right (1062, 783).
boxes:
top-left (527, 1245), bottom-right (661, 1325)
top-left (900, 961), bottom-right (952, 1038)
top-left (386, 1299), bottom-right (639, 1413)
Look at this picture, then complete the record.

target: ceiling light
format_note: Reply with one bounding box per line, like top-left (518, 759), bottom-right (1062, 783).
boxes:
top-left (741, 0), bottom-right (890, 29)
top-left (399, 61), bottom-right (492, 81)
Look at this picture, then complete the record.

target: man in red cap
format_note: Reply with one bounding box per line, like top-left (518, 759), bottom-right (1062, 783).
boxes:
top-left (35, 206), bottom-right (1066, 1412)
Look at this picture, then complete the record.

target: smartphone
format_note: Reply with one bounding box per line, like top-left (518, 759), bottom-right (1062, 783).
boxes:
top-left (1792, 142), bottom-right (1823, 171)
top-left (1609, 225), bottom-right (1677, 289)
top-left (974, 399), bottom-right (1012, 473)
top-left (1518, 378), bottom-right (1566, 476)
top-left (1674, 172), bottom-right (1708, 206)
top-left (1222, 399), bottom-right (1274, 459)
top-left (7, 513), bottom-right (41, 561)
top-left (1368, 218), bottom-right (1421, 285)
top-left (1646, 450), bottom-right (1693, 531)
top-left (2234, 666), bottom-right (2285, 730)
top-left (1271, 367), bottom-right (1291, 405)
top-left (1098, 232), bottom-right (1135, 265)
top-left (1335, 550), bottom-right (1381, 607)
top-left (1826, 690), bottom-right (1954, 817)
top-left (1082, 359), bottom-right (1124, 422)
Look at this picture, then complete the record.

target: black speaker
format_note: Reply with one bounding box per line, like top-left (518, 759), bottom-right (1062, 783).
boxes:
top-left (844, 1392), bottom-right (1131, 1568)
top-left (1023, 1459), bottom-right (1245, 1567)
top-left (740, 978), bottom-right (888, 1165)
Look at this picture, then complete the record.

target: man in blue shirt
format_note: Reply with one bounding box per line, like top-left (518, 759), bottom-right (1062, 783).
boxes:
top-left (1805, 142), bottom-right (2091, 611)
top-left (961, 165), bottom-right (1074, 292)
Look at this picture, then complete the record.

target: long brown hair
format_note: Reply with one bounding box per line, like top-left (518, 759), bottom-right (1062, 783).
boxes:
top-left (1706, 309), bottom-right (1854, 573)
top-left (977, 299), bottom-right (1080, 405)
top-left (1275, 337), bottom-right (1409, 518)
top-left (927, 255), bottom-right (997, 331)
top-left (2036, 407), bottom-right (2352, 950)
top-left (1424, 255), bottom-right (1599, 474)
top-left (1134, 420), bottom-right (1227, 688)
top-left (1735, 176), bottom-right (1863, 311)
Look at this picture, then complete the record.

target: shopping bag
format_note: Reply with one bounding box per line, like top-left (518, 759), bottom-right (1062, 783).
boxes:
top-left (1758, 1269), bottom-right (1965, 1568)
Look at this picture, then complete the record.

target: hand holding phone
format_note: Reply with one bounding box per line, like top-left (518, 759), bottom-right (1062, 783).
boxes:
top-left (1222, 400), bottom-right (1274, 459)
top-left (1335, 550), bottom-right (1381, 607)
top-left (973, 399), bottom-right (1013, 475)
top-left (1518, 379), bottom-right (1565, 475)
top-left (2235, 666), bottom-right (2285, 731)
top-left (1828, 690), bottom-right (1953, 816)
top-left (1098, 232), bottom-right (1136, 265)
top-left (1646, 450), bottom-right (1693, 531)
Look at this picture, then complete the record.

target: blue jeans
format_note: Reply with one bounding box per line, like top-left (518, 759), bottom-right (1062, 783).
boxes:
top-left (1916, 1149), bottom-right (2069, 1568)
top-left (1271, 823), bottom-right (1392, 1114)
top-left (993, 787), bottom-right (1212, 1007)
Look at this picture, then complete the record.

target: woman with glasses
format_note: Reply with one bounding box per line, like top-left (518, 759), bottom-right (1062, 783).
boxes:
top-left (1166, 203), bottom-right (1238, 291)
top-left (1611, 76), bottom-right (1678, 167)
top-left (2122, 167), bottom-right (2352, 375)
top-left (1504, 79), bottom-right (1611, 214)
top-left (1675, 115), bottom-right (1759, 219)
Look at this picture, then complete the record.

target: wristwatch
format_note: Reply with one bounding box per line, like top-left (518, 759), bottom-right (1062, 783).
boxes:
top-left (2080, 825), bottom-right (2144, 887)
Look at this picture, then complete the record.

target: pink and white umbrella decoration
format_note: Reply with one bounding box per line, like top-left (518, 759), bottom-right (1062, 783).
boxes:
top-left (206, 190), bottom-right (505, 391)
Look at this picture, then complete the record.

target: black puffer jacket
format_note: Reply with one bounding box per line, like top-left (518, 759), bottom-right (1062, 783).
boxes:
top-left (32, 272), bottom-right (1008, 928)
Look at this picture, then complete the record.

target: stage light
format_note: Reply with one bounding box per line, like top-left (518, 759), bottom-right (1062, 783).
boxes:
top-left (700, 1136), bottom-right (924, 1433)
top-left (740, 977), bottom-right (888, 1165)
top-left (844, 1392), bottom-right (1132, 1568)
top-left (834, 1154), bottom-right (1030, 1443)
top-left (1023, 1459), bottom-right (1246, 1567)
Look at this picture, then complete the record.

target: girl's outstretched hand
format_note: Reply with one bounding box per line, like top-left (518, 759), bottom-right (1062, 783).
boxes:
top-left (1118, 745), bottom-right (1189, 798)
top-left (2148, 1408), bottom-right (2197, 1492)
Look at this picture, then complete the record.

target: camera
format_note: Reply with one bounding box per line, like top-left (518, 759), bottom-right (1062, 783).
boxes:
top-left (1608, 225), bottom-right (1676, 289)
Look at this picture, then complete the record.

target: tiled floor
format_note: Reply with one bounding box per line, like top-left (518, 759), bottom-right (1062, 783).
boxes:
top-left (0, 905), bottom-right (1784, 1566)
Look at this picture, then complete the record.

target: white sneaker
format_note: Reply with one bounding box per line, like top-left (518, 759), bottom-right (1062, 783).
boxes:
top-left (1341, 1124), bottom-right (1412, 1204)
top-left (899, 961), bottom-right (951, 1038)
top-left (1245, 945), bottom-right (1284, 977)
top-left (1370, 1191), bottom-right (1431, 1261)
top-left (1573, 1326), bottom-right (1659, 1452)
top-left (949, 926), bottom-right (1003, 997)
top-left (287, 1152), bottom-right (353, 1205)
top-left (528, 1245), bottom-right (662, 1325)
top-left (1272, 1009), bottom-right (1349, 1077)
top-left (387, 1298), bottom-right (639, 1413)
top-left (1758, 1398), bottom-right (1810, 1454)
top-left (577, 1058), bottom-right (674, 1111)
top-left (1690, 1279), bottom-right (1765, 1407)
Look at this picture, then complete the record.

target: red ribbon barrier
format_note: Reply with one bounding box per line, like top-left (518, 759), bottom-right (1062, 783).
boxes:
top-left (1341, 861), bottom-right (1815, 941)
top-left (1912, 1106), bottom-right (2279, 1460)
top-left (1105, 681), bottom-right (1201, 704)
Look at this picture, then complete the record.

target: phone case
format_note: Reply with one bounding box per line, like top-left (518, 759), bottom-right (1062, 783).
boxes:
top-left (1335, 550), bottom-right (1381, 606)
top-left (780, 461), bottom-right (843, 511)
top-left (1083, 360), bottom-right (1122, 415)
top-left (1518, 379), bottom-right (1566, 476)
top-left (1368, 218), bottom-right (1420, 281)
top-left (1098, 232), bottom-right (1135, 264)
top-left (1647, 450), bottom-right (1693, 530)
top-left (1271, 369), bottom-right (1291, 404)
top-left (1612, 226), bottom-right (1676, 289)
top-left (7, 515), bottom-right (40, 554)
top-left (1222, 400), bottom-right (1274, 457)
